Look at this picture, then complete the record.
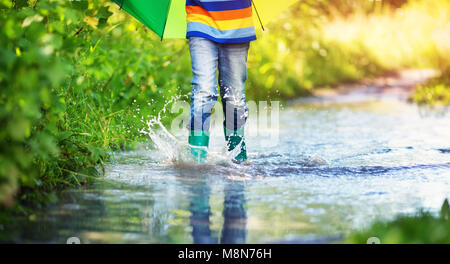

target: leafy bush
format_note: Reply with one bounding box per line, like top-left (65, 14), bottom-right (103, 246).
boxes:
top-left (410, 69), bottom-right (450, 106)
top-left (247, 0), bottom-right (450, 99)
top-left (322, 0), bottom-right (449, 72)
top-left (0, 0), bottom-right (191, 207)
top-left (1, 0), bottom-right (449, 209)
top-left (347, 199), bottom-right (450, 244)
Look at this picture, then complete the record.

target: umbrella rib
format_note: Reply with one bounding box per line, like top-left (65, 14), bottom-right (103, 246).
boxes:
top-left (251, 0), bottom-right (265, 31)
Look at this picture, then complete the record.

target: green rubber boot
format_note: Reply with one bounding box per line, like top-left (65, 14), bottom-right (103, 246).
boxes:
top-left (189, 130), bottom-right (209, 164)
top-left (223, 122), bottom-right (247, 164)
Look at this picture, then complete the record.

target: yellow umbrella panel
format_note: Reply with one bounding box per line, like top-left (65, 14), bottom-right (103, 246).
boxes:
top-left (252, 0), bottom-right (299, 29)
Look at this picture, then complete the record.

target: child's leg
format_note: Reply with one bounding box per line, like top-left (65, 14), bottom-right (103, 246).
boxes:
top-left (188, 37), bottom-right (220, 132)
top-left (218, 42), bottom-right (250, 163)
top-left (187, 37), bottom-right (219, 162)
top-left (218, 43), bottom-right (250, 131)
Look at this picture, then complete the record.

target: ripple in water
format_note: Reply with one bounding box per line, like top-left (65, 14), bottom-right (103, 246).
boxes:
top-left (5, 85), bottom-right (450, 244)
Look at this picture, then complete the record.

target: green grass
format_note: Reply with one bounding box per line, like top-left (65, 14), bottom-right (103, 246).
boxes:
top-left (245, 0), bottom-right (450, 100)
top-left (1, 0), bottom-right (450, 214)
top-left (0, 0), bottom-right (191, 210)
top-left (410, 69), bottom-right (450, 106)
top-left (347, 199), bottom-right (450, 244)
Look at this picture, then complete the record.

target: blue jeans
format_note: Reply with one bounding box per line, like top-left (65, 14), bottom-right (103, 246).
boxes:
top-left (188, 37), bottom-right (249, 133)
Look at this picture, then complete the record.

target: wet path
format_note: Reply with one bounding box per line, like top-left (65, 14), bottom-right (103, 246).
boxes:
top-left (3, 70), bottom-right (450, 243)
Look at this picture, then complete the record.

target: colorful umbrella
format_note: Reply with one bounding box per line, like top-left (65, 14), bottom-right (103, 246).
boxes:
top-left (112, 0), bottom-right (299, 39)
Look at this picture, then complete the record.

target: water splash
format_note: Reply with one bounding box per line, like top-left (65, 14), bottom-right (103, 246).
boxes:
top-left (139, 95), bottom-right (190, 163)
top-left (138, 95), bottom-right (242, 166)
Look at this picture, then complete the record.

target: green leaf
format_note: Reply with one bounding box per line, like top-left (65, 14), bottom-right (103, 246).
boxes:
top-left (57, 131), bottom-right (73, 142)
top-left (0, 0), bottom-right (12, 9)
top-left (7, 117), bottom-right (30, 141)
top-left (97, 6), bottom-right (113, 19)
top-left (14, 0), bottom-right (28, 9)
top-left (71, 0), bottom-right (88, 11)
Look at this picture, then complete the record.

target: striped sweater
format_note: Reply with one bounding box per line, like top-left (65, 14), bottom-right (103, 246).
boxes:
top-left (186, 0), bottom-right (257, 43)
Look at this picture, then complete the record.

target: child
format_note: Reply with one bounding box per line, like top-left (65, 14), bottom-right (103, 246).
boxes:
top-left (186, 0), bottom-right (256, 163)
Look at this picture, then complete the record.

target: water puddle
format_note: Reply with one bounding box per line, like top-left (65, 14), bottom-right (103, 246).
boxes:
top-left (3, 72), bottom-right (450, 244)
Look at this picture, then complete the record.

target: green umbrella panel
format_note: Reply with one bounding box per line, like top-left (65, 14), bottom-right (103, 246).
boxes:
top-left (112, 0), bottom-right (187, 39)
